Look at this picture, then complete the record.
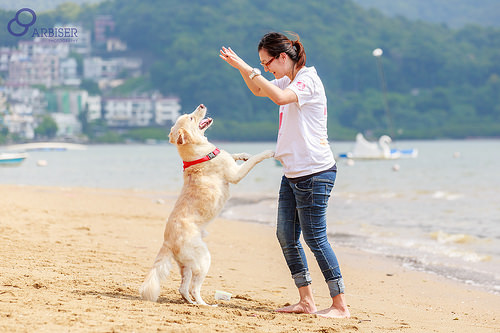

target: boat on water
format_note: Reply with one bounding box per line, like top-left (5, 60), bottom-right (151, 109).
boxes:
top-left (4, 142), bottom-right (87, 152)
top-left (338, 133), bottom-right (418, 160)
top-left (0, 152), bottom-right (28, 166)
top-left (336, 48), bottom-right (417, 161)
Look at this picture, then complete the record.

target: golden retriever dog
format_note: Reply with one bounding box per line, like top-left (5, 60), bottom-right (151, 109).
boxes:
top-left (139, 104), bottom-right (274, 305)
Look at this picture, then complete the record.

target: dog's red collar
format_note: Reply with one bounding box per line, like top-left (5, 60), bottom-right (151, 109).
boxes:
top-left (183, 148), bottom-right (220, 171)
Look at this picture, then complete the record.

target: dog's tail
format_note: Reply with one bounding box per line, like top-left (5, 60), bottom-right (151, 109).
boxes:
top-left (139, 242), bottom-right (173, 302)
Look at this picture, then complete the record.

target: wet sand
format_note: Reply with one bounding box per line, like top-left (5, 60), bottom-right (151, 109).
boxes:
top-left (0, 185), bottom-right (498, 332)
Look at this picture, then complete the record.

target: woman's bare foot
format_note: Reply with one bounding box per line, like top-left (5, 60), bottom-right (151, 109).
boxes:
top-left (276, 300), bottom-right (317, 314)
top-left (315, 306), bottom-right (350, 318)
top-left (315, 293), bottom-right (350, 318)
top-left (276, 285), bottom-right (317, 314)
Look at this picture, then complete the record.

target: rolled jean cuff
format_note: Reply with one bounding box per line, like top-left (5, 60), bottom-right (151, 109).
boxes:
top-left (292, 271), bottom-right (312, 288)
top-left (327, 278), bottom-right (345, 297)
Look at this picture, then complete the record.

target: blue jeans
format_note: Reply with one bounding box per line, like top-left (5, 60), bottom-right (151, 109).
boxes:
top-left (276, 171), bottom-right (345, 298)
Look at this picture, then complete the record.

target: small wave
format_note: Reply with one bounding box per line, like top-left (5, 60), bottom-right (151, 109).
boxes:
top-left (435, 246), bottom-right (492, 263)
top-left (430, 230), bottom-right (476, 244)
top-left (431, 191), bottom-right (464, 200)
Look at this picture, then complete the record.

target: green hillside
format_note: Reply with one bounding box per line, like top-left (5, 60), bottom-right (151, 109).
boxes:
top-left (352, 0), bottom-right (500, 28)
top-left (0, 0), bottom-right (102, 12)
top-left (2, 0), bottom-right (500, 140)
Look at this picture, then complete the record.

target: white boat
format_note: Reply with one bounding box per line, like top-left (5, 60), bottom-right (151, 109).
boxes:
top-left (338, 48), bottom-right (418, 161)
top-left (4, 142), bottom-right (87, 152)
top-left (0, 152), bottom-right (28, 166)
top-left (338, 133), bottom-right (418, 160)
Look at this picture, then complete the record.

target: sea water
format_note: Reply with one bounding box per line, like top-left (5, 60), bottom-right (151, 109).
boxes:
top-left (1, 140), bottom-right (499, 293)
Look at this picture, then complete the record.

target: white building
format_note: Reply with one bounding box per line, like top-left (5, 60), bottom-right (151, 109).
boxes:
top-left (60, 57), bottom-right (80, 86)
top-left (154, 97), bottom-right (181, 125)
top-left (86, 95), bottom-right (102, 121)
top-left (8, 53), bottom-right (60, 87)
top-left (51, 113), bottom-right (82, 137)
top-left (103, 97), bottom-right (153, 127)
top-left (58, 24), bottom-right (92, 56)
top-left (3, 101), bottom-right (36, 140)
top-left (3, 85), bottom-right (46, 114)
top-left (18, 39), bottom-right (70, 58)
top-left (0, 47), bottom-right (13, 73)
top-left (106, 38), bottom-right (127, 52)
top-left (0, 89), bottom-right (7, 113)
top-left (83, 57), bottom-right (142, 81)
top-left (3, 112), bottom-right (35, 139)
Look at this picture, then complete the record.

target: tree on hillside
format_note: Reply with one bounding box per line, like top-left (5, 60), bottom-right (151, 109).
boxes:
top-left (35, 115), bottom-right (58, 139)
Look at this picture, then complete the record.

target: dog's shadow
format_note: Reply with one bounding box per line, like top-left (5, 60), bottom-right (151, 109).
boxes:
top-left (73, 289), bottom-right (276, 312)
top-left (73, 289), bottom-right (184, 304)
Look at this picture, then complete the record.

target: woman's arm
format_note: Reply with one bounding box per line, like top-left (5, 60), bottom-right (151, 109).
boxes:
top-left (219, 47), bottom-right (260, 95)
top-left (250, 74), bottom-right (298, 105)
top-left (220, 47), bottom-right (297, 105)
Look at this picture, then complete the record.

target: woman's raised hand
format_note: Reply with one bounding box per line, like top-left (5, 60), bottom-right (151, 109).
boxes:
top-left (219, 46), bottom-right (249, 70)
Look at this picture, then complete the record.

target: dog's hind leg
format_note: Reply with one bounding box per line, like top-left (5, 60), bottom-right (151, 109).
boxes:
top-left (139, 242), bottom-right (172, 302)
top-left (179, 264), bottom-right (195, 304)
top-left (189, 242), bottom-right (211, 305)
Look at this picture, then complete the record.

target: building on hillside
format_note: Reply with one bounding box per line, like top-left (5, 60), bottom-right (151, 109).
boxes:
top-left (51, 113), bottom-right (82, 138)
top-left (18, 39), bottom-right (70, 58)
top-left (0, 89), bottom-right (7, 127)
top-left (83, 57), bottom-right (142, 81)
top-left (86, 95), bottom-right (102, 122)
top-left (103, 97), bottom-right (153, 127)
top-left (154, 97), bottom-right (181, 126)
top-left (106, 38), bottom-right (127, 52)
top-left (8, 53), bottom-right (60, 87)
top-left (60, 58), bottom-right (80, 86)
top-left (0, 47), bottom-right (13, 73)
top-left (0, 85), bottom-right (47, 139)
top-left (94, 15), bottom-right (115, 44)
top-left (0, 89), bottom-right (6, 113)
top-left (3, 85), bottom-right (46, 115)
top-left (2, 99), bottom-right (35, 139)
top-left (3, 112), bottom-right (35, 139)
top-left (103, 95), bottom-right (181, 128)
top-left (45, 89), bottom-right (89, 116)
top-left (57, 24), bottom-right (92, 55)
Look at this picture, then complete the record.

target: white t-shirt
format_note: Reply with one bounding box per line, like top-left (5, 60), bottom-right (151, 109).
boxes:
top-left (271, 66), bottom-right (335, 178)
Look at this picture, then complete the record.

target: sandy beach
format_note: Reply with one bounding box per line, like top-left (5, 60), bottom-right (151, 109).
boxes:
top-left (0, 184), bottom-right (498, 332)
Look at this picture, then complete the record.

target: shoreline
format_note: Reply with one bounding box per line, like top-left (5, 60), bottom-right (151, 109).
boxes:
top-left (222, 192), bottom-right (500, 297)
top-left (1, 184), bottom-right (499, 332)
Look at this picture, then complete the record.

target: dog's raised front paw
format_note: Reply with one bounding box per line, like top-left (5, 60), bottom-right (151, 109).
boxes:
top-left (232, 153), bottom-right (250, 161)
top-left (263, 150), bottom-right (275, 158)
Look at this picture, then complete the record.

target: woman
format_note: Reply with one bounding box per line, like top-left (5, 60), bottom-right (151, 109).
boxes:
top-left (219, 32), bottom-right (349, 319)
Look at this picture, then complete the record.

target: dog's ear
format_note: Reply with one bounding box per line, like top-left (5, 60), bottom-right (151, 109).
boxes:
top-left (168, 128), bottom-right (177, 144)
top-left (168, 127), bottom-right (191, 145)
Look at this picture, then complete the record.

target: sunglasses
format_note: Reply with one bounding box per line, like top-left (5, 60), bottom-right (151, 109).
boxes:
top-left (260, 56), bottom-right (277, 69)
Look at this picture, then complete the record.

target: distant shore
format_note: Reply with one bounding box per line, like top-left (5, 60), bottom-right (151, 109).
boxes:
top-left (0, 185), bottom-right (498, 332)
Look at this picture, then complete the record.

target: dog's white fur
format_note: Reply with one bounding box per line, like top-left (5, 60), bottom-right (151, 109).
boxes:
top-left (139, 104), bottom-right (274, 305)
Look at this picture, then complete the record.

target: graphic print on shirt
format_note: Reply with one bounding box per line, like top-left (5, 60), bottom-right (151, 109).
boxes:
top-left (295, 81), bottom-right (306, 91)
top-left (279, 106), bottom-right (285, 131)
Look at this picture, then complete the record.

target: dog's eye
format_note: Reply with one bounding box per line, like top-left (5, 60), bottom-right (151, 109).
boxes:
top-left (189, 117), bottom-right (193, 121)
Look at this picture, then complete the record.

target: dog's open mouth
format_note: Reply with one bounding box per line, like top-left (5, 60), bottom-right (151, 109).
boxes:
top-left (199, 118), bottom-right (213, 130)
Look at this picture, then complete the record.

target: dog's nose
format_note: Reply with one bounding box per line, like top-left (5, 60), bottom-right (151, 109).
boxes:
top-left (199, 104), bottom-right (205, 109)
